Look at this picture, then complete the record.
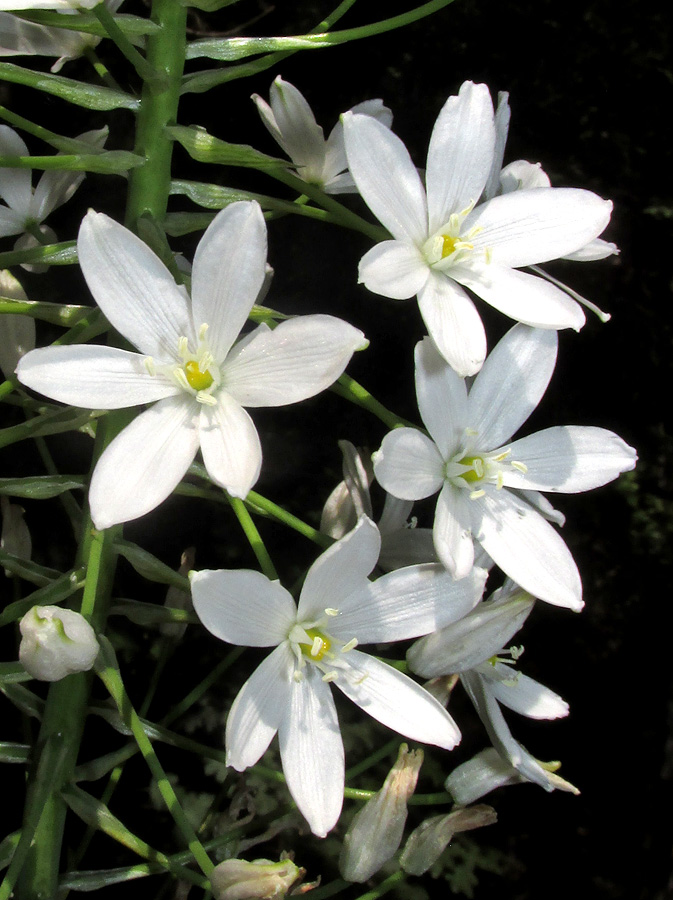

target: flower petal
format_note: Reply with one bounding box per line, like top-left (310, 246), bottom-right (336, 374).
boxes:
top-left (78, 211), bottom-right (193, 359)
top-left (278, 667), bottom-right (344, 837)
top-left (358, 240), bottom-right (429, 300)
top-left (199, 393), bottom-right (261, 499)
top-left (426, 81), bottom-right (496, 234)
top-left (298, 517), bottom-right (380, 621)
top-left (373, 428), bottom-right (445, 501)
top-left (191, 201), bottom-right (268, 361)
top-left (89, 396), bottom-right (199, 529)
top-left (466, 323), bottom-right (558, 450)
top-left (222, 315), bottom-right (366, 407)
top-left (417, 271), bottom-right (487, 376)
top-left (502, 426), bottom-right (637, 493)
top-left (433, 482), bottom-right (475, 579)
top-left (16, 345), bottom-right (178, 408)
top-left (343, 112), bottom-right (428, 244)
top-left (485, 665), bottom-right (568, 720)
top-left (337, 650), bottom-right (460, 750)
top-left (226, 643), bottom-right (293, 770)
top-left (415, 336), bottom-right (468, 457)
top-left (475, 487), bottom-right (583, 610)
top-left (0, 126), bottom-right (31, 217)
top-left (268, 76), bottom-right (325, 170)
top-left (191, 568), bottom-right (296, 646)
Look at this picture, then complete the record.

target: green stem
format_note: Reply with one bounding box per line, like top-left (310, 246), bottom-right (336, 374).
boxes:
top-left (228, 495), bottom-right (278, 580)
top-left (331, 374), bottom-right (414, 430)
top-left (354, 869), bottom-right (405, 900)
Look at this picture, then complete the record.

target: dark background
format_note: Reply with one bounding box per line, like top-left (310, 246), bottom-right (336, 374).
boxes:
top-left (2, 1), bottom-right (671, 898)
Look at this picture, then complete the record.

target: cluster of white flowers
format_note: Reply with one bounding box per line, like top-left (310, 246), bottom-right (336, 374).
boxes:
top-left (8, 78), bottom-right (636, 841)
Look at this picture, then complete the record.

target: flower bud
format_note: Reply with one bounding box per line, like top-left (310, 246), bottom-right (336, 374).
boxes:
top-left (400, 805), bottom-right (497, 875)
top-left (210, 857), bottom-right (305, 900)
top-left (339, 743), bottom-right (423, 883)
top-left (19, 605), bottom-right (99, 681)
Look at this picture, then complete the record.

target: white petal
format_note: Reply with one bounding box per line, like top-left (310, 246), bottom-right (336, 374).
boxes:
top-left (483, 91), bottom-right (511, 201)
top-left (417, 271), bottom-right (487, 376)
top-left (191, 568), bottom-right (296, 646)
top-left (358, 240), bottom-right (429, 300)
top-left (268, 76), bottom-right (325, 171)
top-left (298, 517), bottom-right (380, 621)
top-left (0, 205), bottom-right (26, 237)
top-left (475, 487), bottom-right (583, 610)
top-left (78, 211), bottom-right (193, 358)
top-left (89, 396), bottom-right (199, 530)
top-left (414, 337), bottom-right (468, 457)
top-left (373, 428), bottom-right (445, 501)
top-left (191, 202), bottom-right (268, 361)
top-left (466, 187), bottom-right (613, 267)
top-left (30, 168), bottom-right (83, 222)
top-left (486, 665), bottom-right (568, 720)
top-left (426, 81), bottom-right (496, 234)
top-left (222, 315), bottom-right (366, 407)
top-left (226, 644), bottom-right (293, 770)
top-left (323, 99), bottom-right (392, 184)
top-left (336, 650), bottom-right (460, 750)
top-left (333, 563), bottom-right (487, 644)
top-left (278, 668), bottom-right (344, 837)
top-left (343, 112), bottom-right (428, 244)
top-left (0, 126), bottom-right (31, 217)
top-left (499, 160), bottom-right (551, 193)
top-left (199, 393), bottom-right (261, 499)
top-left (16, 345), bottom-right (178, 408)
top-left (433, 482), bottom-right (475, 578)
top-left (564, 237), bottom-right (618, 261)
top-left (466, 323), bottom-right (558, 450)
top-left (503, 426), bottom-right (637, 493)
top-left (454, 263), bottom-right (586, 331)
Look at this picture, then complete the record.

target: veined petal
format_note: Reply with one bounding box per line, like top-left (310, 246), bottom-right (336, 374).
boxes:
top-left (16, 345), bottom-right (178, 408)
top-left (499, 160), bottom-right (551, 193)
top-left (268, 76), bottom-right (325, 170)
top-left (191, 202), bottom-right (268, 361)
top-left (298, 517), bottom-right (380, 621)
top-left (343, 112), bottom-right (428, 244)
top-left (222, 315), bottom-right (366, 407)
top-left (483, 91), bottom-right (511, 201)
top-left (199, 393), bottom-right (261, 499)
top-left (433, 482), bottom-right (475, 579)
top-left (454, 263), bottom-right (586, 331)
top-left (191, 568), bottom-right (296, 647)
top-left (0, 126), bottom-right (31, 216)
top-left (30, 169), bottom-right (83, 223)
top-left (226, 643), bottom-right (293, 770)
top-left (417, 271), bottom-right (487, 377)
top-left (502, 426), bottom-right (637, 493)
top-left (466, 324), bottom-right (558, 450)
top-left (475, 487), bottom-right (583, 610)
top-left (333, 563), bottom-right (487, 644)
top-left (485, 665), bottom-right (568, 719)
top-left (415, 337), bottom-right (468, 457)
top-left (373, 428), bottom-right (445, 501)
top-left (358, 240), bottom-right (429, 300)
top-left (466, 187), bottom-right (613, 267)
top-left (426, 81), bottom-right (496, 234)
top-left (336, 650), bottom-right (460, 750)
top-left (323, 99), bottom-right (392, 184)
top-left (0, 205), bottom-right (26, 237)
top-left (78, 211), bottom-right (193, 359)
top-left (564, 237), bottom-right (618, 261)
top-left (278, 667), bottom-right (344, 837)
top-left (89, 396), bottom-right (199, 530)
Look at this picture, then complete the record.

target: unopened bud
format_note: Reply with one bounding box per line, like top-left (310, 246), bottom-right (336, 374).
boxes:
top-left (19, 605), bottom-right (99, 681)
top-left (339, 743), bottom-right (423, 883)
top-left (1, 496), bottom-right (31, 576)
top-left (210, 856), bottom-right (305, 900)
top-left (400, 805), bottom-right (497, 875)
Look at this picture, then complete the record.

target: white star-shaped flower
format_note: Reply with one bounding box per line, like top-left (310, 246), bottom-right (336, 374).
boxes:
top-left (372, 324), bottom-right (637, 609)
top-left (342, 80), bottom-right (614, 375)
top-left (191, 517), bottom-right (488, 837)
top-left (16, 201), bottom-right (368, 529)
top-left (252, 76), bottom-right (392, 194)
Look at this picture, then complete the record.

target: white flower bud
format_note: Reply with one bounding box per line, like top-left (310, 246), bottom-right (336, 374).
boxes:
top-left (210, 857), bottom-right (304, 900)
top-left (400, 805), bottom-right (497, 875)
top-left (19, 605), bottom-right (99, 681)
top-left (339, 743), bottom-right (423, 883)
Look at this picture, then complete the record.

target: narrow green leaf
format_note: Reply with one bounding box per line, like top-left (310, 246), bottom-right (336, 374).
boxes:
top-left (0, 475), bottom-right (85, 500)
top-left (109, 598), bottom-right (196, 626)
top-left (0, 665), bottom-right (31, 685)
top-left (13, 10), bottom-right (160, 37)
top-left (114, 539), bottom-right (190, 590)
top-left (186, 33), bottom-right (322, 61)
top-left (0, 568), bottom-right (85, 628)
top-left (0, 683), bottom-right (44, 720)
top-left (167, 125), bottom-right (285, 169)
top-left (0, 550), bottom-right (62, 586)
top-left (0, 742), bottom-right (30, 763)
top-left (0, 241), bottom-right (77, 269)
top-left (0, 152), bottom-right (143, 174)
top-left (180, 0), bottom-right (243, 10)
top-left (0, 833), bottom-right (20, 872)
top-left (0, 298), bottom-right (90, 325)
top-left (0, 407), bottom-right (104, 450)
top-left (0, 62), bottom-right (140, 111)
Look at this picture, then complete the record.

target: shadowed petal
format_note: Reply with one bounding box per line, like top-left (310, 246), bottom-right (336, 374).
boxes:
top-left (415, 337), bottom-right (468, 457)
top-left (199, 393), bottom-right (262, 499)
top-left (433, 482), bottom-right (475, 578)
top-left (358, 240), bottom-right (429, 300)
top-left (418, 271), bottom-right (487, 376)
top-left (373, 428), bottom-right (445, 501)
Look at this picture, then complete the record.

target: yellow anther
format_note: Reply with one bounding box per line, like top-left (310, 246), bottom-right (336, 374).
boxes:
top-left (458, 454), bottom-right (485, 484)
top-left (302, 628), bottom-right (331, 661)
top-left (441, 234), bottom-right (459, 258)
top-left (184, 360), bottom-right (214, 391)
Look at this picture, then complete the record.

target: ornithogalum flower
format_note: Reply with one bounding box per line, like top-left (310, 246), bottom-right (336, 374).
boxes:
top-left (191, 518), bottom-right (488, 837)
top-left (343, 80), bottom-right (614, 375)
top-left (16, 201), bottom-right (368, 529)
top-left (253, 76), bottom-right (392, 194)
top-left (0, 0), bottom-right (98, 9)
top-left (372, 325), bottom-right (637, 609)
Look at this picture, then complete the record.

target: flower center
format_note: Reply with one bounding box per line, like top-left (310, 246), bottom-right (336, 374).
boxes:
top-left (288, 610), bottom-right (358, 683)
top-left (422, 202), bottom-right (488, 270)
top-left (184, 360), bottom-right (214, 392)
top-left (444, 432), bottom-right (528, 499)
top-left (456, 454), bottom-right (485, 484)
top-left (301, 628), bottom-right (332, 661)
top-left (145, 323), bottom-right (221, 406)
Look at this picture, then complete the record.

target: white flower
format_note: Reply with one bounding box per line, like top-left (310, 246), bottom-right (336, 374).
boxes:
top-left (0, 269), bottom-right (35, 379)
top-left (372, 325), bottom-right (637, 609)
top-left (342, 80), bottom-right (614, 375)
top-left (191, 517), bottom-right (488, 837)
top-left (19, 604), bottom-right (99, 681)
top-left (16, 202), bottom-right (368, 529)
top-left (408, 583), bottom-right (575, 793)
top-left (0, 0), bottom-right (123, 72)
top-left (0, 124), bottom-right (107, 267)
top-left (252, 76), bottom-right (392, 194)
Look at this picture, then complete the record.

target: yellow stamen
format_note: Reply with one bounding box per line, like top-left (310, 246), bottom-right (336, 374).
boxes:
top-left (184, 360), bottom-right (214, 391)
top-left (302, 628), bottom-right (331, 661)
